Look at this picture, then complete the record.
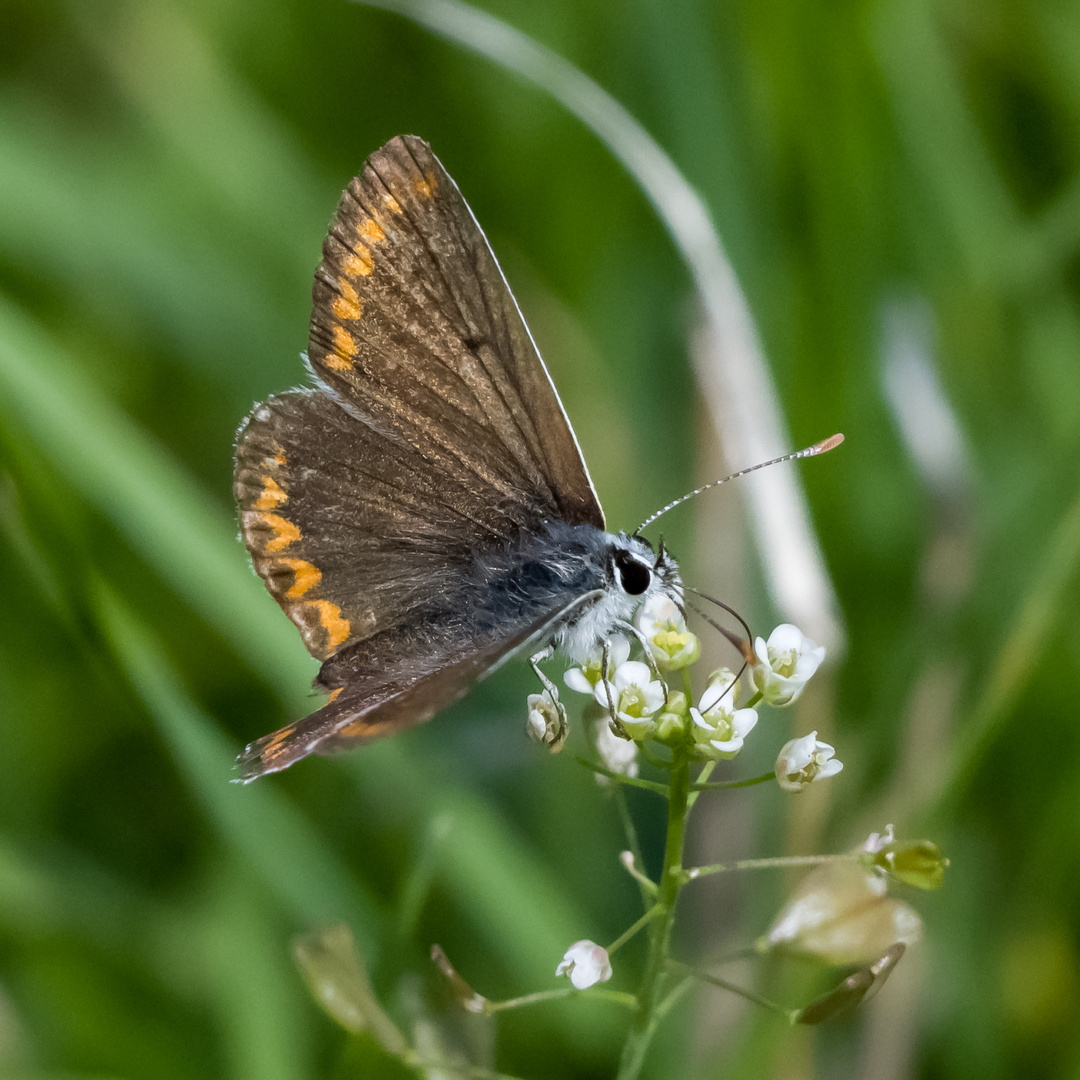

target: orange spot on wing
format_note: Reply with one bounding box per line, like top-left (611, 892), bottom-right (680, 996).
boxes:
top-left (335, 718), bottom-right (368, 739)
top-left (332, 280), bottom-right (362, 322)
top-left (384, 193), bottom-right (402, 214)
top-left (342, 249), bottom-right (373, 278)
top-left (281, 559), bottom-right (321, 598)
top-left (326, 325), bottom-right (356, 370)
top-left (255, 475), bottom-right (287, 510)
top-left (359, 219), bottom-right (385, 244)
top-left (413, 174), bottom-right (433, 199)
top-left (273, 449), bottom-right (287, 467)
top-left (259, 725), bottom-right (296, 763)
top-left (244, 511), bottom-right (301, 553)
top-left (327, 687), bottom-right (343, 703)
top-left (310, 600), bottom-right (351, 650)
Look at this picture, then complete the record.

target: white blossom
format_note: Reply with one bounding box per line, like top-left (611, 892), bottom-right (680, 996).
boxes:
top-left (636, 595), bottom-right (700, 670)
top-left (556, 940), bottom-right (613, 990)
top-left (689, 672), bottom-right (758, 760)
top-left (593, 718), bottom-right (639, 783)
top-left (525, 691), bottom-right (566, 751)
top-left (862, 824), bottom-right (896, 855)
top-left (564, 634), bottom-right (631, 694)
top-left (775, 731), bottom-right (843, 792)
top-left (593, 661), bottom-right (664, 740)
top-left (751, 624), bottom-right (826, 706)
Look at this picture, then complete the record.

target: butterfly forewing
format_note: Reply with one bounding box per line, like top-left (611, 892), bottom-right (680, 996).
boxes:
top-left (309, 134), bottom-right (603, 531)
top-left (234, 135), bottom-right (604, 776)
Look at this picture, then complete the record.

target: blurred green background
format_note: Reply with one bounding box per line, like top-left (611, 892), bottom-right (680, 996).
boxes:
top-left (2, 0), bottom-right (1079, 1076)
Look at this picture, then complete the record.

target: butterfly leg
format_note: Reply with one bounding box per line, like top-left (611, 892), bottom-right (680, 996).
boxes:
top-left (597, 638), bottom-right (632, 741)
top-left (529, 645), bottom-right (568, 749)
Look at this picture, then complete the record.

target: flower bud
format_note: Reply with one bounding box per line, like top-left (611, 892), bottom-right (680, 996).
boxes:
top-left (637, 595), bottom-right (700, 670)
top-left (294, 925), bottom-right (408, 1052)
top-left (430, 944), bottom-right (488, 1014)
top-left (871, 839), bottom-right (949, 891)
top-left (654, 690), bottom-right (689, 742)
top-left (751, 624), bottom-right (825, 706)
top-left (556, 940), bottom-right (613, 990)
top-left (795, 943), bottom-right (907, 1024)
top-left (526, 691), bottom-right (567, 752)
top-left (775, 732), bottom-right (843, 792)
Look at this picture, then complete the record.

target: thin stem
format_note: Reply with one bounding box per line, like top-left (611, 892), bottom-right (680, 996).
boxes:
top-left (483, 989), bottom-right (573, 1013)
top-left (668, 961), bottom-right (795, 1020)
top-left (482, 987), bottom-right (638, 1014)
top-left (576, 757), bottom-right (670, 796)
top-left (686, 760), bottom-right (716, 810)
top-left (614, 787), bottom-right (653, 909)
top-left (744, 690), bottom-right (763, 708)
top-left (654, 972), bottom-right (695, 1023)
top-left (616, 751), bottom-right (691, 1079)
top-left (690, 771), bottom-right (775, 792)
top-left (607, 905), bottom-right (661, 956)
top-left (685, 852), bottom-right (859, 882)
top-left (639, 742), bottom-right (673, 770)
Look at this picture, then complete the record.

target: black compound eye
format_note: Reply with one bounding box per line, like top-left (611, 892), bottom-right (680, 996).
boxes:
top-left (613, 549), bottom-right (651, 596)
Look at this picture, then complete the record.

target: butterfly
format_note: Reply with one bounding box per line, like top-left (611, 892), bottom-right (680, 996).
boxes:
top-left (233, 135), bottom-right (684, 781)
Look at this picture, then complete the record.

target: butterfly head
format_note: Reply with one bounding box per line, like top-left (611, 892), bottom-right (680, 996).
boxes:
top-left (608, 533), bottom-right (680, 604)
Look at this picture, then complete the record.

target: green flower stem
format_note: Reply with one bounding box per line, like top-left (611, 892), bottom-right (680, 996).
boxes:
top-left (667, 961), bottom-right (795, 1020)
top-left (744, 690), bottom-right (763, 708)
top-left (616, 750), bottom-right (691, 1080)
top-left (686, 761), bottom-right (716, 810)
top-left (482, 986), bottom-right (637, 1015)
top-left (575, 758), bottom-right (669, 796)
top-left (639, 742), bottom-right (673, 770)
top-left (613, 787), bottom-right (655, 908)
top-left (607, 905), bottom-right (661, 956)
top-left (684, 852), bottom-right (858, 882)
top-left (689, 771), bottom-right (775, 792)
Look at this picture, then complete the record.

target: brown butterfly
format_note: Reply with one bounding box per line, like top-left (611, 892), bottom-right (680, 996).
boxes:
top-left (233, 135), bottom-right (682, 781)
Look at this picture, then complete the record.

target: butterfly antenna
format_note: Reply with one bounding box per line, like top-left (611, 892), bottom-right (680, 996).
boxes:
top-left (635, 433), bottom-right (844, 534)
top-left (682, 584), bottom-right (753, 644)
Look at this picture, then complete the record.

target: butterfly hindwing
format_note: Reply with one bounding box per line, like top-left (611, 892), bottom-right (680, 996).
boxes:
top-left (236, 607), bottom-right (555, 781)
top-left (235, 388), bottom-right (524, 660)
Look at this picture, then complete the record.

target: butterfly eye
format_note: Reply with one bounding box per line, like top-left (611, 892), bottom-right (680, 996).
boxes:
top-left (613, 549), bottom-right (652, 596)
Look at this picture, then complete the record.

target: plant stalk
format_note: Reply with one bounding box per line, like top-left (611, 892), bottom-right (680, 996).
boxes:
top-left (616, 751), bottom-right (691, 1079)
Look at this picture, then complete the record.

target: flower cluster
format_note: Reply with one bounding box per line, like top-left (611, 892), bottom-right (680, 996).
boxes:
top-left (544, 602), bottom-right (837, 791)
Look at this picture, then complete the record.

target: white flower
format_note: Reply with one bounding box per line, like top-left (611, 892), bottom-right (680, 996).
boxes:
top-left (593, 661), bottom-right (664, 740)
top-left (862, 824), bottom-right (896, 855)
top-left (594, 719), bottom-right (639, 783)
top-left (764, 862), bottom-right (922, 966)
top-left (775, 731), bottom-right (843, 792)
top-left (556, 940), bottom-right (612, 990)
top-left (751, 624), bottom-right (825, 706)
top-left (636, 595), bottom-right (700, 670)
top-left (526, 691), bottom-right (566, 751)
top-left (689, 672), bottom-right (758, 760)
top-left (564, 634), bottom-right (631, 694)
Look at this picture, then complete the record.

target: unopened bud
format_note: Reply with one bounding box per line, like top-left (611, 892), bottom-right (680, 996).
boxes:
top-left (795, 942), bottom-right (907, 1024)
top-left (870, 840), bottom-right (948, 891)
top-left (526, 691), bottom-right (567, 752)
top-left (431, 944), bottom-right (488, 1014)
